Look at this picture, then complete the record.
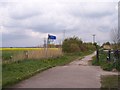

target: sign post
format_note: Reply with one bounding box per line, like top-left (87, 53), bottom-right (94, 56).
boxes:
top-left (48, 34), bottom-right (56, 46)
top-left (45, 34), bottom-right (56, 58)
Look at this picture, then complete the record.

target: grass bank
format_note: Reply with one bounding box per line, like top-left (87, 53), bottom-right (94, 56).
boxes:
top-left (2, 50), bottom-right (94, 88)
top-left (101, 75), bottom-right (120, 89)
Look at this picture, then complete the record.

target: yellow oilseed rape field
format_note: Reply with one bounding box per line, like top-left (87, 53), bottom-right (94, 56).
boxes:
top-left (1, 48), bottom-right (62, 63)
top-left (0, 47), bottom-right (59, 51)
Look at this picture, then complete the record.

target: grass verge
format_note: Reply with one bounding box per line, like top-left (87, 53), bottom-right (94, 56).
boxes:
top-left (2, 50), bottom-right (94, 88)
top-left (91, 50), bottom-right (120, 71)
top-left (101, 75), bottom-right (120, 89)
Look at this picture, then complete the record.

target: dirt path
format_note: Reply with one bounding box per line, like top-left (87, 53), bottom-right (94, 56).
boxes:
top-left (12, 52), bottom-right (118, 88)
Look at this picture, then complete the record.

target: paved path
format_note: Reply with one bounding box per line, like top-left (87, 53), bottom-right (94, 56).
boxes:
top-left (12, 52), bottom-right (118, 88)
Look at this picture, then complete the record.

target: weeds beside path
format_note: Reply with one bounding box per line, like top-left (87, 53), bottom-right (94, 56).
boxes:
top-left (101, 75), bottom-right (120, 88)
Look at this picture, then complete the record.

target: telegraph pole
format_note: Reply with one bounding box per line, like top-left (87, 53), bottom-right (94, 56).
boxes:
top-left (93, 34), bottom-right (96, 43)
top-left (62, 30), bottom-right (66, 44)
top-left (92, 34), bottom-right (99, 62)
top-left (63, 30), bottom-right (66, 40)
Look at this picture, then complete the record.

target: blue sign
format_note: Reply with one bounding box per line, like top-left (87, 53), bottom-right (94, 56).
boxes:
top-left (48, 34), bottom-right (56, 40)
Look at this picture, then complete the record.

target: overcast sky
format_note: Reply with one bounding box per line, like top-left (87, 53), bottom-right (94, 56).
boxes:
top-left (0, 0), bottom-right (119, 47)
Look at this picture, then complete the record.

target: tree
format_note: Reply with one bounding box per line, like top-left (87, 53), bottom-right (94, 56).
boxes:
top-left (62, 37), bottom-right (83, 53)
top-left (105, 42), bottom-right (111, 45)
top-left (111, 28), bottom-right (120, 44)
top-left (62, 36), bottom-right (95, 53)
top-left (111, 27), bottom-right (120, 49)
top-left (102, 42), bottom-right (111, 46)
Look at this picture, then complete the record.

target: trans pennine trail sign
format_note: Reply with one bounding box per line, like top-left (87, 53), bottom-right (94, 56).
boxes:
top-left (48, 34), bottom-right (56, 40)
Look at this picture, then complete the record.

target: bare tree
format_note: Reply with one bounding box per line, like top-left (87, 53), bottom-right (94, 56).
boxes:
top-left (111, 27), bottom-right (120, 49)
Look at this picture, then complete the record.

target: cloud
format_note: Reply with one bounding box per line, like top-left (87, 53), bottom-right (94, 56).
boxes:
top-left (0, 0), bottom-right (118, 47)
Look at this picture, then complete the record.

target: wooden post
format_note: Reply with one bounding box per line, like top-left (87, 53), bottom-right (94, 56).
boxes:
top-left (25, 51), bottom-right (28, 59)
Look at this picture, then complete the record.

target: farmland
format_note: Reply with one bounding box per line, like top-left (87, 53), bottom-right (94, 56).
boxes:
top-left (1, 48), bottom-right (62, 63)
top-left (1, 47), bottom-right (60, 51)
top-left (1, 47), bottom-right (95, 88)
top-left (1, 47), bottom-right (62, 87)
top-left (1, 38), bottom-right (96, 88)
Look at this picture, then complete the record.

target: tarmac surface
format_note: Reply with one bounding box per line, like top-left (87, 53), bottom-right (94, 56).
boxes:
top-left (12, 52), bottom-right (118, 88)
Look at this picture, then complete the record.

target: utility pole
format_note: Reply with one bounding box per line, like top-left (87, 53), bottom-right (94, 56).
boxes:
top-left (93, 34), bottom-right (96, 43)
top-left (62, 30), bottom-right (66, 44)
top-left (44, 38), bottom-right (46, 48)
top-left (92, 34), bottom-right (99, 62)
top-left (63, 30), bottom-right (66, 40)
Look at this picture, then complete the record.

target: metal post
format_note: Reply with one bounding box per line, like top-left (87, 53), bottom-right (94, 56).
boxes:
top-left (44, 38), bottom-right (48, 58)
top-left (118, 50), bottom-right (120, 60)
top-left (96, 48), bottom-right (99, 62)
top-left (108, 50), bottom-right (111, 62)
top-left (46, 38), bottom-right (48, 58)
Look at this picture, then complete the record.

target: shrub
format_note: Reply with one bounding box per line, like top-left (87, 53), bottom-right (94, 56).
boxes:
top-left (2, 51), bottom-right (13, 60)
top-left (62, 36), bottom-right (95, 53)
top-left (101, 63), bottom-right (113, 71)
top-left (70, 43), bottom-right (80, 52)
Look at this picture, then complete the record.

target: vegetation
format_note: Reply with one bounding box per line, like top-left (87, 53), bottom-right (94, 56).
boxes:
top-left (2, 37), bottom-right (96, 87)
top-left (92, 49), bottom-right (120, 71)
top-left (2, 50), bottom-right (94, 88)
top-left (111, 27), bottom-right (120, 50)
top-left (0, 48), bottom-right (58, 51)
top-left (2, 51), bottom-right (14, 60)
top-left (103, 42), bottom-right (111, 46)
top-left (1, 48), bottom-right (62, 63)
top-left (101, 75), bottom-right (120, 89)
top-left (112, 43), bottom-right (120, 50)
top-left (62, 36), bottom-right (95, 53)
